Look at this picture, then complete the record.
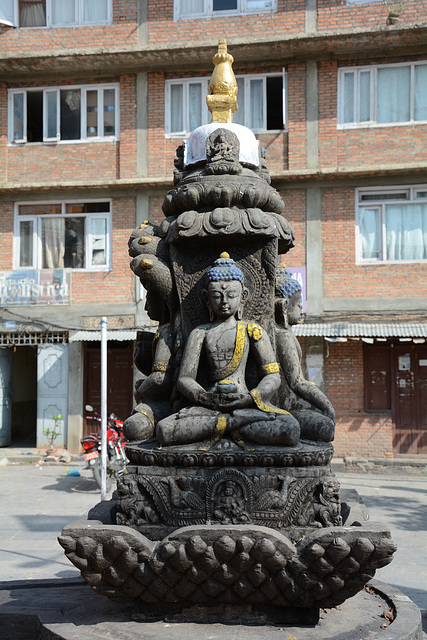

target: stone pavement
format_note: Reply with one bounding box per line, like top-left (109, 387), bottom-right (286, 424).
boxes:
top-left (0, 455), bottom-right (426, 628)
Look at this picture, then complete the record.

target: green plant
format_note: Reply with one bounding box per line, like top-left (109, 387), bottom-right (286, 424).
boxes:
top-left (44, 414), bottom-right (63, 451)
top-left (385, 0), bottom-right (404, 17)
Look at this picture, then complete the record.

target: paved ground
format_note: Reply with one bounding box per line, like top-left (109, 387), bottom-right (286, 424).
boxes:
top-left (0, 460), bottom-right (426, 616)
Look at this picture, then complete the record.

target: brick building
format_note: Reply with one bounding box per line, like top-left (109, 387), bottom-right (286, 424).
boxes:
top-left (0, 0), bottom-right (426, 455)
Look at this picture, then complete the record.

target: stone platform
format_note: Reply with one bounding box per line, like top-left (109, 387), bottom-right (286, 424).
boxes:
top-left (0, 578), bottom-right (423, 640)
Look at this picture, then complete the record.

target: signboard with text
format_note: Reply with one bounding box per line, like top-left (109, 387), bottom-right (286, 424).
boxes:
top-left (0, 270), bottom-right (70, 305)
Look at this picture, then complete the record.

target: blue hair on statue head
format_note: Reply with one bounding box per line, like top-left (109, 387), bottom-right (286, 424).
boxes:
top-left (275, 266), bottom-right (302, 300)
top-left (205, 253), bottom-right (245, 285)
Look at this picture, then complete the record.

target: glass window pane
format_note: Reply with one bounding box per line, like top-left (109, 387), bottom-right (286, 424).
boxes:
top-left (246, 0), bottom-right (272, 8)
top-left (180, 0), bottom-right (204, 15)
top-left (20, 1), bottom-right (46, 27)
top-left (213, 0), bottom-right (237, 9)
top-left (233, 78), bottom-right (245, 126)
top-left (83, 0), bottom-right (108, 22)
top-left (359, 207), bottom-right (380, 259)
top-left (41, 217), bottom-right (65, 269)
top-left (19, 220), bottom-right (33, 267)
top-left (266, 75), bottom-right (283, 130)
top-left (377, 66), bottom-right (410, 123)
top-left (90, 218), bottom-right (107, 266)
top-left (60, 89), bottom-right (81, 140)
top-left (359, 71), bottom-right (371, 122)
top-left (170, 84), bottom-right (184, 132)
top-left (386, 203), bottom-right (427, 260)
top-left (86, 90), bottom-right (98, 137)
top-left (188, 83), bottom-right (202, 131)
top-left (13, 93), bottom-right (24, 141)
top-left (19, 204), bottom-right (61, 215)
top-left (45, 91), bottom-right (58, 139)
top-left (0, 0), bottom-right (15, 25)
top-left (27, 91), bottom-right (43, 142)
top-left (103, 89), bottom-right (115, 136)
top-left (250, 78), bottom-right (264, 130)
top-left (342, 72), bottom-right (354, 124)
top-left (414, 64), bottom-right (427, 121)
top-left (66, 202), bottom-right (110, 214)
top-left (64, 218), bottom-right (85, 268)
top-left (51, 0), bottom-right (76, 24)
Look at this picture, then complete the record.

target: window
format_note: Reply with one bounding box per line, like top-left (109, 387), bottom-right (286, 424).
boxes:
top-left (14, 201), bottom-right (111, 271)
top-left (10, 0), bottom-right (112, 28)
top-left (356, 186), bottom-right (427, 263)
top-left (165, 72), bottom-right (286, 136)
top-left (175, 0), bottom-right (276, 19)
top-left (338, 61), bottom-right (427, 128)
top-left (8, 84), bottom-right (119, 144)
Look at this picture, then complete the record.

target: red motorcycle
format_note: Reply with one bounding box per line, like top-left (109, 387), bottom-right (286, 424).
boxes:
top-left (81, 405), bottom-right (128, 490)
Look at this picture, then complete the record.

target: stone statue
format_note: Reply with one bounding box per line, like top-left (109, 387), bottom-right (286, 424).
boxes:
top-left (60, 39), bottom-right (395, 613)
top-left (156, 253), bottom-right (300, 448)
top-left (275, 267), bottom-right (335, 442)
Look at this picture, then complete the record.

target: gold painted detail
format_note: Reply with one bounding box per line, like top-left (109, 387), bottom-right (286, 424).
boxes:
top-left (250, 388), bottom-right (291, 415)
top-left (220, 251), bottom-right (230, 258)
top-left (212, 321), bottom-right (245, 381)
top-left (261, 362), bottom-right (280, 375)
top-left (218, 379), bottom-right (234, 386)
top-left (140, 258), bottom-right (153, 270)
top-left (135, 406), bottom-right (155, 427)
top-left (153, 328), bottom-right (161, 346)
top-left (138, 236), bottom-right (152, 245)
top-left (206, 39), bottom-right (238, 124)
top-left (247, 323), bottom-right (263, 342)
top-left (152, 362), bottom-right (168, 372)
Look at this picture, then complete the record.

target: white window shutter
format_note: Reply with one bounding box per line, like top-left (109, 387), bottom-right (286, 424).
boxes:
top-left (0, 0), bottom-right (16, 26)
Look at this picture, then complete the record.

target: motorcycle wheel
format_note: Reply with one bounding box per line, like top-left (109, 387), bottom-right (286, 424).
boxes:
top-left (92, 460), bottom-right (113, 492)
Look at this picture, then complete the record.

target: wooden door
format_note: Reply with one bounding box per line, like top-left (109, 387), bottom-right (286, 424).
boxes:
top-left (83, 343), bottom-right (133, 437)
top-left (393, 344), bottom-right (427, 454)
top-left (37, 344), bottom-right (68, 448)
top-left (0, 349), bottom-right (13, 447)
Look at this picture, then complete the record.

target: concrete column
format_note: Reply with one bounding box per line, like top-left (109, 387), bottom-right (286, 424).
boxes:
top-left (306, 187), bottom-right (323, 315)
top-left (305, 0), bottom-right (317, 33)
top-left (136, 72), bottom-right (148, 178)
top-left (136, 0), bottom-right (148, 46)
top-left (306, 60), bottom-right (319, 170)
top-left (67, 342), bottom-right (83, 454)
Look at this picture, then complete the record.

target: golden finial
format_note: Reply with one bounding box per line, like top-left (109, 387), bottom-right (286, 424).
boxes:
top-left (206, 39), bottom-right (238, 124)
top-left (220, 251), bottom-right (230, 258)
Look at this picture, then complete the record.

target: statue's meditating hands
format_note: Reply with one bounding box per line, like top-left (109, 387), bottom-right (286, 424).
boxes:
top-left (156, 254), bottom-right (300, 448)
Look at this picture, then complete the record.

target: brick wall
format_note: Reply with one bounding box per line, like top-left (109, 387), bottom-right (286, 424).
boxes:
top-left (322, 187), bottom-right (427, 298)
top-left (325, 340), bottom-right (394, 458)
top-left (147, 0), bottom-right (305, 45)
top-left (0, 196), bottom-right (135, 304)
top-left (3, 75), bottom-right (137, 184)
top-left (0, 0), bottom-right (138, 56)
top-left (318, 0), bottom-right (427, 31)
top-left (279, 188), bottom-right (306, 266)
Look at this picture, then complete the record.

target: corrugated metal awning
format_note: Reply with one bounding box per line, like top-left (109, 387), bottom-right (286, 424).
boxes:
top-left (69, 329), bottom-right (138, 342)
top-left (293, 323), bottom-right (427, 338)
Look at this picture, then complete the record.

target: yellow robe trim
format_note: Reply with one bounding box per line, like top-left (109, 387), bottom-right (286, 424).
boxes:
top-left (198, 415), bottom-right (227, 451)
top-left (247, 322), bottom-right (263, 341)
top-left (250, 388), bottom-right (291, 415)
top-left (212, 321), bottom-right (246, 381)
top-left (152, 362), bottom-right (168, 372)
top-left (261, 362), bottom-right (280, 375)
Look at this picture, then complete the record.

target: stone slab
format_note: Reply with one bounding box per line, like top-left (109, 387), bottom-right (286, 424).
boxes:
top-left (0, 578), bottom-right (422, 640)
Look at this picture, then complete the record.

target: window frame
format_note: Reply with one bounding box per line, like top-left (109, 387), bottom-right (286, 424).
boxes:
top-left (11, 0), bottom-right (112, 29)
top-left (355, 184), bottom-right (427, 265)
top-left (338, 60), bottom-right (427, 129)
top-left (165, 71), bottom-right (287, 137)
top-left (174, 0), bottom-right (277, 20)
top-left (8, 83), bottom-right (120, 145)
top-left (13, 199), bottom-right (112, 272)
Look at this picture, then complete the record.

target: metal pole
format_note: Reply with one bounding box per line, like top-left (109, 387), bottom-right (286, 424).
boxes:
top-left (100, 316), bottom-right (108, 501)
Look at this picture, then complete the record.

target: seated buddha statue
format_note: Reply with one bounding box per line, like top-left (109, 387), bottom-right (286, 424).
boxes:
top-left (156, 253), bottom-right (300, 448)
top-left (274, 267), bottom-right (335, 442)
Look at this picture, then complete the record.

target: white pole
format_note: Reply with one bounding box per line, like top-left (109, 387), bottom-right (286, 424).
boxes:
top-left (100, 316), bottom-right (108, 501)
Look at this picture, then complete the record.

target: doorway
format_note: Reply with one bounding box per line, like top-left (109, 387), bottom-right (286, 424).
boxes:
top-left (83, 341), bottom-right (134, 437)
top-left (393, 343), bottom-right (427, 454)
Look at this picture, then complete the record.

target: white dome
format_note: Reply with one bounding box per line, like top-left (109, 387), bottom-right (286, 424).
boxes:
top-left (183, 122), bottom-right (260, 168)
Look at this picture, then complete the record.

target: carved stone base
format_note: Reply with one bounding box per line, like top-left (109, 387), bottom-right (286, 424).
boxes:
top-left (58, 521), bottom-right (396, 608)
